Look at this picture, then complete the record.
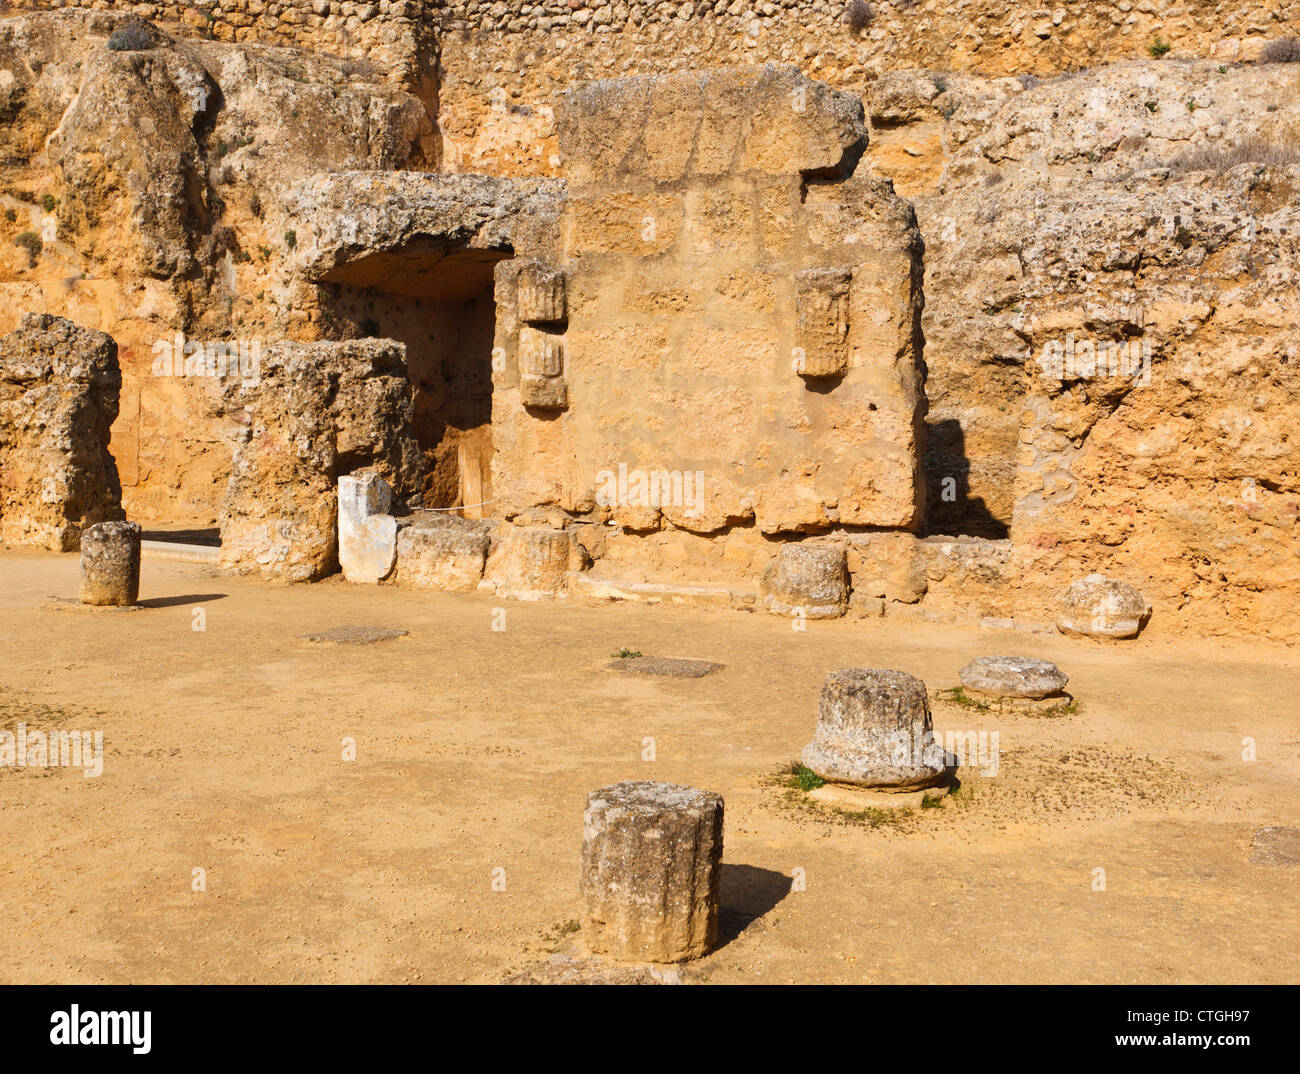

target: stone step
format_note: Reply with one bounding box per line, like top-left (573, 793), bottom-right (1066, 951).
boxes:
top-left (569, 572), bottom-right (756, 610)
top-left (141, 540), bottom-right (221, 565)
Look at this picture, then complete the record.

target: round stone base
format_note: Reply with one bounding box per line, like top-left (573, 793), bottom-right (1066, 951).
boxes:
top-left (801, 741), bottom-right (947, 790)
top-left (808, 781), bottom-right (950, 811)
top-left (934, 688), bottom-right (1078, 717)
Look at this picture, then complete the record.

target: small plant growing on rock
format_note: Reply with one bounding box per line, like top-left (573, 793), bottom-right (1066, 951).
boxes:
top-left (610, 648), bottom-right (642, 659)
top-left (282, 229), bottom-right (296, 250)
top-left (107, 24), bottom-right (157, 52)
top-left (3, 208), bottom-right (15, 224)
top-left (844, 1), bottom-right (876, 35)
top-left (14, 230), bottom-right (41, 264)
top-left (40, 193), bottom-right (56, 213)
top-left (1262, 38), bottom-right (1300, 63)
top-left (1148, 38), bottom-right (1172, 58)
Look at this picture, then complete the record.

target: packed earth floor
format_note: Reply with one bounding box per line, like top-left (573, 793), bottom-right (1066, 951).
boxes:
top-left (1, 550), bottom-right (1296, 984)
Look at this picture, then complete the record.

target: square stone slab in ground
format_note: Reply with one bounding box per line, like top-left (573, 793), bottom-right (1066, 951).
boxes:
top-left (606, 657), bottom-right (724, 678)
top-left (1250, 826), bottom-right (1300, 865)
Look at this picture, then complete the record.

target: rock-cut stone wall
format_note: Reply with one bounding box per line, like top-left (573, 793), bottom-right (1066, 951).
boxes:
top-left (2, 0), bottom-right (436, 90)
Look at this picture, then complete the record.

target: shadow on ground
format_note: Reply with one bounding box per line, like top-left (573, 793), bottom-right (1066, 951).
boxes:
top-left (139, 593), bottom-right (228, 609)
top-left (716, 863), bottom-right (791, 949)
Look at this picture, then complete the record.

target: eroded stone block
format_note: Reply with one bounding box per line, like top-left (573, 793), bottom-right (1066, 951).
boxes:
top-left (0, 314), bottom-right (123, 551)
top-left (392, 517), bottom-right (491, 592)
top-left (521, 374), bottom-right (568, 410)
top-left (581, 780), bottom-right (723, 963)
top-left (518, 260), bottom-right (567, 324)
top-left (795, 268), bottom-right (851, 378)
top-left (519, 327), bottom-right (565, 377)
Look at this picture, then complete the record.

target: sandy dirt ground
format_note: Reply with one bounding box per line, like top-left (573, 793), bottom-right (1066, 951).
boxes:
top-left (0, 549), bottom-right (1296, 984)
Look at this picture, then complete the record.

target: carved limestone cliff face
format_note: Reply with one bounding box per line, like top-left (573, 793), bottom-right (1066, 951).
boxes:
top-left (861, 60), bottom-right (1300, 639)
top-left (1, 6), bottom-right (1296, 641)
top-left (0, 10), bottom-right (432, 525)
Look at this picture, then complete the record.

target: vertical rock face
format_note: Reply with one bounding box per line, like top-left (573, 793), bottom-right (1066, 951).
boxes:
top-left (803, 668), bottom-right (948, 789)
top-left (217, 340), bottom-right (422, 581)
top-left (580, 780), bottom-right (724, 964)
top-left (0, 314), bottom-right (123, 551)
top-left (79, 520), bottom-right (141, 606)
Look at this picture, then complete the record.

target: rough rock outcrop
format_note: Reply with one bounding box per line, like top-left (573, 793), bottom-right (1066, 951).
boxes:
top-left (218, 340), bottom-right (421, 581)
top-left (869, 59), bottom-right (1300, 641)
top-left (0, 9), bottom-right (433, 525)
top-left (0, 313), bottom-right (122, 551)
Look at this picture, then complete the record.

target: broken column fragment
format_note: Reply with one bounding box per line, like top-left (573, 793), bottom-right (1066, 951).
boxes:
top-left (581, 780), bottom-right (724, 963)
top-left (959, 656), bottom-right (1068, 699)
top-left (802, 668), bottom-right (948, 788)
top-left (486, 525), bottom-right (579, 599)
top-left (1057, 574), bottom-right (1152, 639)
top-left (761, 545), bottom-right (849, 618)
top-left (79, 520), bottom-right (141, 606)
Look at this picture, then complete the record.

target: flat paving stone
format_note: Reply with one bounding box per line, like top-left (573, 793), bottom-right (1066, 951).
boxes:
top-left (300, 625), bottom-right (408, 645)
top-left (607, 657), bottom-right (724, 678)
top-left (1251, 826), bottom-right (1300, 865)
